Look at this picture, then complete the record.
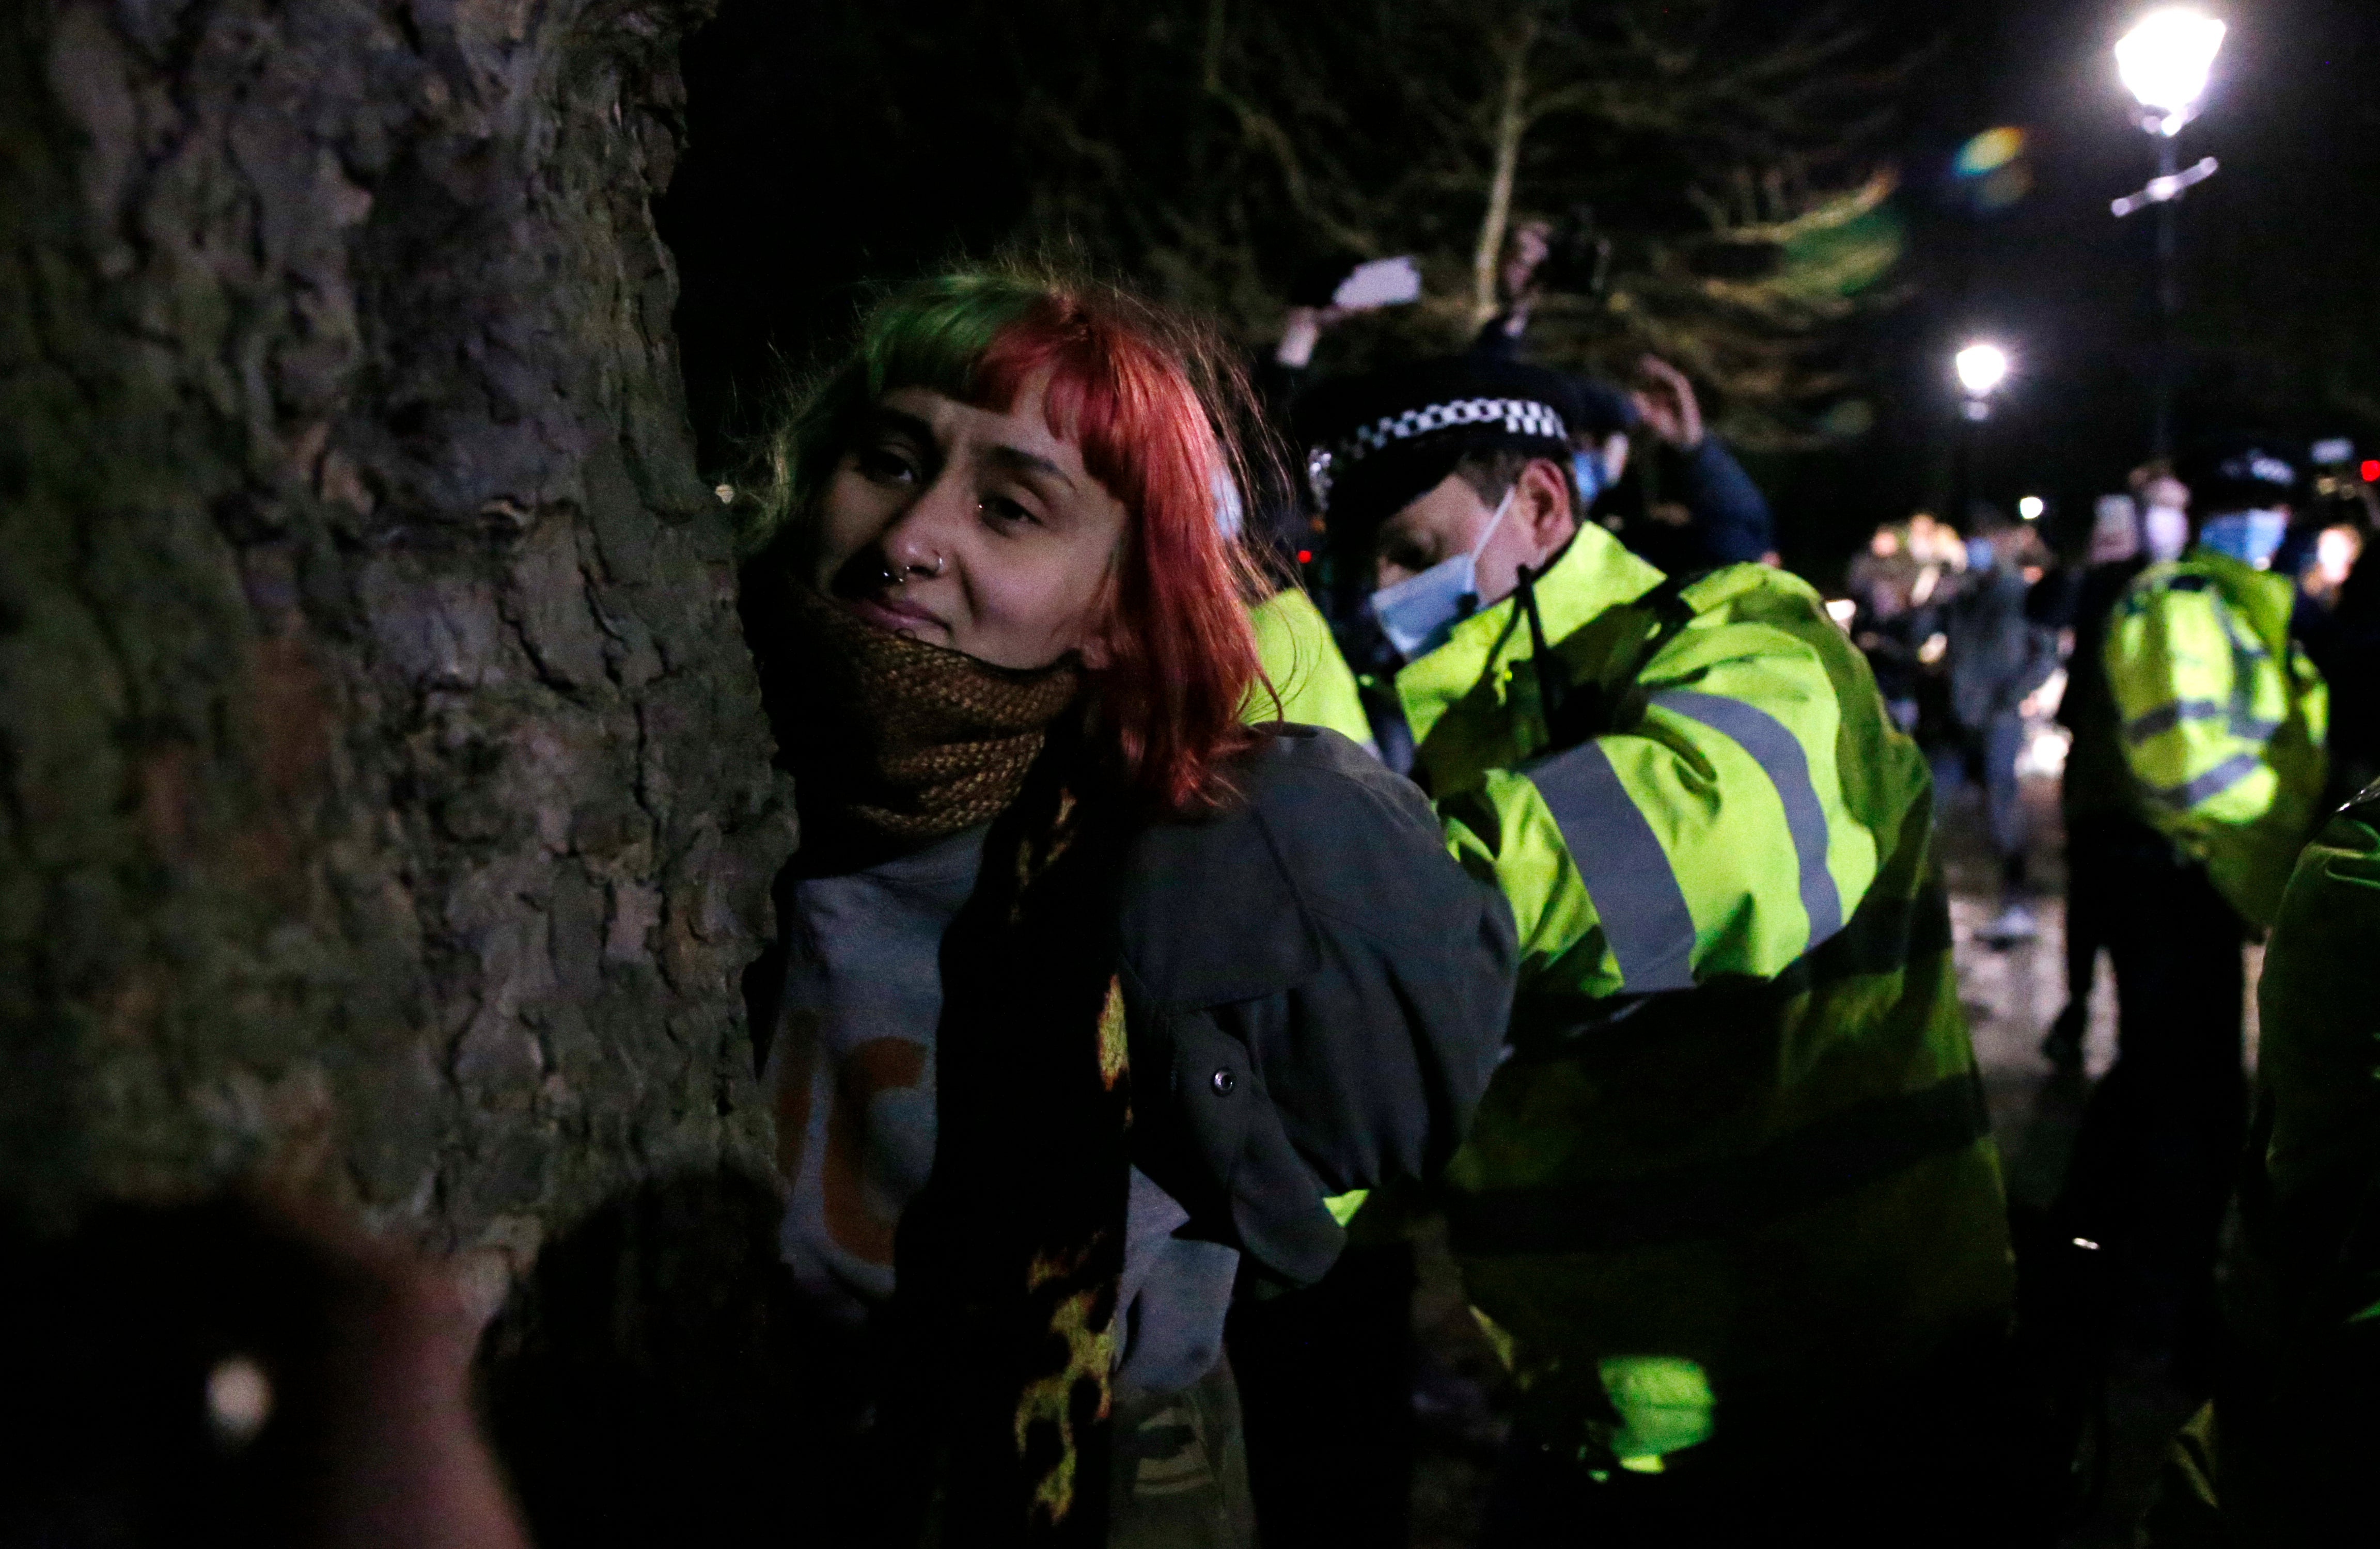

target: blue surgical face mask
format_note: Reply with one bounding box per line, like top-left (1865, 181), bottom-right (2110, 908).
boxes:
top-left (1571, 449), bottom-right (1607, 510)
top-left (1369, 486), bottom-right (1518, 661)
top-left (1211, 464), bottom-right (1244, 541)
top-left (2198, 509), bottom-right (2288, 568)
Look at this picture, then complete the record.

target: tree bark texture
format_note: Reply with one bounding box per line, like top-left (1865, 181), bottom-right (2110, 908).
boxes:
top-left (0, 0), bottom-right (794, 1262)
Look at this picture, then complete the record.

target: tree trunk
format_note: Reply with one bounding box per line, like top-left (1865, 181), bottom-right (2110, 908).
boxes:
top-left (0, 0), bottom-right (794, 1271)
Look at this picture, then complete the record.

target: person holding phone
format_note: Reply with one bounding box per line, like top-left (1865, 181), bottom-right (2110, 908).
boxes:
top-left (1474, 231), bottom-right (1778, 573)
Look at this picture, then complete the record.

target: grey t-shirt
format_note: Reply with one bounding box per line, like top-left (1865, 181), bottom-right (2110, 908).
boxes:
top-left (762, 823), bottom-right (1239, 1401)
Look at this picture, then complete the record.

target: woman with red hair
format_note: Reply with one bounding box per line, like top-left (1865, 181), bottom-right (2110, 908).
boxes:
top-left (735, 270), bottom-right (1513, 1547)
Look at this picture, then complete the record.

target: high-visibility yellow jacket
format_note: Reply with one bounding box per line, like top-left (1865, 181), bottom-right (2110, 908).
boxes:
top-left (2104, 549), bottom-right (2328, 928)
top-left (2148, 783), bottom-right (2380, 1543)
top-left (1402, 524), bottom-right (2011, 1467)
top-left (2254, 780), bottom-right (2380, 1316)
top-left (1246, 585), bottom-right (1376, 753)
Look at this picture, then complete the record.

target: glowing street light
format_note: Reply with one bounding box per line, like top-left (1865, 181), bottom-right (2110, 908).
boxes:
top-left (1951, 342), bottom-right (2011, 528)
top-left (2112, 9), bottom-right (2226, 457)
top-left (2116, 9), bottom-right (2227, 132)
top-left (1956, 342), bottom-right (2010, 412)
top-left (2019, 496), bottom-right (2045, 521)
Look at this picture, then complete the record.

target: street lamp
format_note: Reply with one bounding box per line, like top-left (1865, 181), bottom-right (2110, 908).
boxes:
top-left (2112, 9), bottom-right (2227, 457)
top-left (2116, 9), bottom-right (2226, 134)
top-left (1953, 341), bottom-right (2010, 528)
top-left (1955, 343), bottom-right (2010, 412)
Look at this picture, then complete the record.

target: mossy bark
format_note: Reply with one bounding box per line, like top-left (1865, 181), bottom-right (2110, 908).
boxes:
top-left (0, 0), bottom-right (793, 1262)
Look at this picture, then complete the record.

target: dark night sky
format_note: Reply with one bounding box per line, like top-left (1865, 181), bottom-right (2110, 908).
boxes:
top-left (662, 1), bottom-right (2380, 576)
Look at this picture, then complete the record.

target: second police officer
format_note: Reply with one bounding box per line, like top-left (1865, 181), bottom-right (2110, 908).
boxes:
top-left (1297, 358), bottom-right (2017, 1545)
top-left (2059, 438), bottom-right (2329, 1376)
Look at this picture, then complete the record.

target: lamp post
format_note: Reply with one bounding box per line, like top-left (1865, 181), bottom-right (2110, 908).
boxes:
top-left (2112, 8), bottom-right (2227, 459)
top-left (1953, 342), bottom-right (2010, 529)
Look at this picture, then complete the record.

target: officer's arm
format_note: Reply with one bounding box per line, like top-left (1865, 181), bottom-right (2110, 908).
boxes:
top-left (2105, 590), bottom-right (2282, 833)
top-left (1438, 643), bottom-right (1880, 999)
top-left (1672, 437), bottom-right (1775, 566)
top-left (2257, 795), bottom-right (2380, 1321)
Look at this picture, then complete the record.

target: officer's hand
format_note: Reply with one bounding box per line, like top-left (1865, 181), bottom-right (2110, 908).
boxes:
top-left (1502, 219), bottom-right (1553, 303)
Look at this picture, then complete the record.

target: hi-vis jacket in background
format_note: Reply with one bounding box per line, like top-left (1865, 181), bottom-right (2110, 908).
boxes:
top-left (1247, 584), bottom-right (1375, 752)
top-left (1396, 522), bottom-right (2012, 1470)
top-left (2142, 782), bottom-right (2380, 1542)
top-left (2105, 548), bottom-right (2328, 928)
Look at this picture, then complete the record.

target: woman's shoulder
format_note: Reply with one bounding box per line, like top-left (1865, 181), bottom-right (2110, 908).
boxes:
top-left (1161, 723), bottom-right (1448, 889)
top-left (1226, 722), bottom-right (1434, 822)
top-left (1117, 725), bottom-right (1493, 1007)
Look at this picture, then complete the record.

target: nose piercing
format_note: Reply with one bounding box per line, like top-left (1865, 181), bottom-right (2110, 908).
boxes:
top-left (872, 549), bottom-right (946, 587)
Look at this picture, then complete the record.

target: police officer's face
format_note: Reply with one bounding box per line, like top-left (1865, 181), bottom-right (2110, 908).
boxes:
top-left (809, 379), bottom-right (1128, 671)
top-left (1372, 458), bottom-right (1576, 607)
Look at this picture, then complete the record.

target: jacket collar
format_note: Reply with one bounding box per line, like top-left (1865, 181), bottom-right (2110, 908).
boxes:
top-left (1392, 520), bottom-right (1666, 754)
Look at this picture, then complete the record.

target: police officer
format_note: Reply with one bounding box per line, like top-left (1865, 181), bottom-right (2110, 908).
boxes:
top-left (2059, 437), bottom-right (2328, 1373)
top-left (1298, 359), bottom-right (2015, 1544)
top-left (2140, 779), bottom-right (2380, 1546)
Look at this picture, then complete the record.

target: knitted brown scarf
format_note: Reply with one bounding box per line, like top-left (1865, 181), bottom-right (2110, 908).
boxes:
top-left (776, 586), bottom-right (1084, 854)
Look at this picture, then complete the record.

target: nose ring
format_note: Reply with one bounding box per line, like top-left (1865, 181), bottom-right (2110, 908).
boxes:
top-left (904, 552), bottom-right (946, 581)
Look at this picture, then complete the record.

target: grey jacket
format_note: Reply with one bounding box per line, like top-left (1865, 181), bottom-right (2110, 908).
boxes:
top-left (1117, 724), bottom-right (1517, 1287)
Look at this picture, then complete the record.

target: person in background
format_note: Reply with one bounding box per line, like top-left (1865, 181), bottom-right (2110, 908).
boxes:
top-left (2058, 438), bottom-right (2328, 1378)
top-left (2135, 464), bottom-right (2192, 565)
top-left (1248, 259), bottom-right (1420, 753)
top-left (2038, 492), bottom-right (2156, 1068)
top-left (1298, 356), bottom-right (2015, 1546)
top-left (2308, 529), bottom-right (2380, 802)
top-left (1846, 523), bottom-right (1926, 733)
top-left (1943, 515), bottom-right (2060, 945)
top-left (2277, 463), bottom-right (2375, 800)
top-left (1474, 229), bottom-right (1779, 573)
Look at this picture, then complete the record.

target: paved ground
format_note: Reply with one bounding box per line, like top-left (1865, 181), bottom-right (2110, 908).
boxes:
top-left (1404, 764), bottom-right (2257, 1547)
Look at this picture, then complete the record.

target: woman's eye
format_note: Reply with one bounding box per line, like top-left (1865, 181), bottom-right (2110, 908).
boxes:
top-left (979, 493), bottom-right (1039, 529)
top-left (855, 446), bottom-right (917, 482)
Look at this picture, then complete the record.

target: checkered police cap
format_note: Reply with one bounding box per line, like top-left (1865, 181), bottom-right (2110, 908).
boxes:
top-left (1295, 359), bottom-right (1577, 523)
top-left (1306, 397), bottom-right (1568, 510)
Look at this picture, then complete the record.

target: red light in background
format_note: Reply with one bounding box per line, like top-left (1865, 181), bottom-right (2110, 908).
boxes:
top-left (1296, 549), bottom-right (1312, 564)
top-left (2362, 460), bottom-right (2379, 483)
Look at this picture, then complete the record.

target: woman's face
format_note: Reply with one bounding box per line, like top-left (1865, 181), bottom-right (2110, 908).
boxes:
top-left (809, 378), bottom-right (1126, 670)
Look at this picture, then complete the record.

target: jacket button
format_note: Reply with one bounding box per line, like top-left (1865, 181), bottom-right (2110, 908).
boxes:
top-left (1210, 1068), bottom-right (1236, 1096)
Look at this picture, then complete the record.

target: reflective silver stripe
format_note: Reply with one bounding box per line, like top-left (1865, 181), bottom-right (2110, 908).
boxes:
top-left (2225, 629), bottom-right (2279, 740)
top-left (1527, 741), bottom-right (1698, 992)
top-left (1653, 690), bottom-right (1846, 947)
top-left (2123, 699), bottom-right (2226, 745)
top-left (2149, 751), bottom-right (2265, 812)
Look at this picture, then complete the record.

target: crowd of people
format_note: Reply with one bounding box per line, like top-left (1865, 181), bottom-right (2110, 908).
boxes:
top-left (14, 254), bottom-right (2380, 1549)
